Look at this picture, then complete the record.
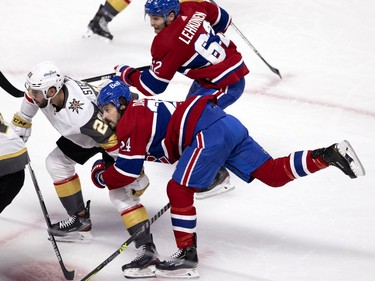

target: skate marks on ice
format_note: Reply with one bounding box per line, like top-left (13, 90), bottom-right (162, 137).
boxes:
top-left (0, 217), bottom-right (45, 246)
top-left (184, 248), bottom-right (274, 281)
top-left (0, 217), bottom-right (76, 281)
top-left (243, 75), bottom-right (375, 119)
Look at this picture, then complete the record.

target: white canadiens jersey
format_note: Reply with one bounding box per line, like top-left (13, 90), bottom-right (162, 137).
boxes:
top-left (0, 113), bottom-right (28, 177)
top-left (21, 77), bottom-right (113, 148)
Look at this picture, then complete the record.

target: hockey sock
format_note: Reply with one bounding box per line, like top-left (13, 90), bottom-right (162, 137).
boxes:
top-left (252, 150), bottom-right (329, 187)
top-left (167, 179), bottom-right (196, 249)
top-left (106, 0), bottom-right (132, 15)
top-left (121, 204), bottom-right (150, 247)
top-left (54, 173), bottom-right (85, 215)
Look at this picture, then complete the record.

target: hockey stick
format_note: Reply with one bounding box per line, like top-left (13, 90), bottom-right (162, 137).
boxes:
top-left (0, 65), bottom-right (150, 98)
top-left (80, 202), bottom-right (170, 281)
top-left (0, 71), bottom-right (24, 97)
top-left (82, 65), bottom-right (150, 83)
top-left (230, 22), bottom-right (282, 79)
top-left (209, 0), bottom-right (282, 79)
top-left (27, 157), bottom-right (75, 280)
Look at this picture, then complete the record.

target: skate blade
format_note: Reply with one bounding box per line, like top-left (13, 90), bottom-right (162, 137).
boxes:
top-left (155, 268), bottom-right (199, 279)
top-left (195, 181), bottom-right (235, 200)
top-left (124, 265), bottom-right (156, 279)
top-left (49, 230), bottom-right (93, 243)
top-left (82, 29), bottom-right (111, 43)
top-left (338, 140), bottom-right (366, 177)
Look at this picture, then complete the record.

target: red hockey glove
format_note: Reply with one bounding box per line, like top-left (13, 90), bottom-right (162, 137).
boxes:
top-left (114, 64), bottom-right (135, 87)
top-left (91, 159), bottom-right (106, 189)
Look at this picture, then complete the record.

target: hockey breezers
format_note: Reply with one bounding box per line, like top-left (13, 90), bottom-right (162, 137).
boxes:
top-left (80, 202), bottom-right (171, 281)
top-left (27, 156), bottom-right (75, 280)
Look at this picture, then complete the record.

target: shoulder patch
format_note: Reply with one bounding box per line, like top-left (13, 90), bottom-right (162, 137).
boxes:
top-left (69, 98), bottom-right (84, 113)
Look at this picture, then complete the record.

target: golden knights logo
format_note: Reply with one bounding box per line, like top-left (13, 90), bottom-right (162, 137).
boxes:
top-left (69, 98), bottom-right (84, 113)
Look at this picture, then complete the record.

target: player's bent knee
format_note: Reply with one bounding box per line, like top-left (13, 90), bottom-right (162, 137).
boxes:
top-left (109, 187), bottom-right (141, 213)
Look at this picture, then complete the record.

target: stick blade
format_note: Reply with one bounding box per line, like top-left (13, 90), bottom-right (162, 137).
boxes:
top-left (273, 68), bottom-right (282, 79)
top-left (62, 268), bottom-right (75, 280)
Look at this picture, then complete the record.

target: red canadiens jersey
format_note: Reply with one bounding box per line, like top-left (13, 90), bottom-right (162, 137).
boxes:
top-left (101, 95), bottom-right (222, 190)
top-left (129, 0), bottom-right (249, 96)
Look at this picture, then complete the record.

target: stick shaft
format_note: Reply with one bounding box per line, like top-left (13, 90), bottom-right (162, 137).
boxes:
top-left (27, 159), bottom-right (75, 280)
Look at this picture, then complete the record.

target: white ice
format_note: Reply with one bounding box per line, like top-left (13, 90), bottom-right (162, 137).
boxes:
top-left (0, 0), bottom-right (374, 280)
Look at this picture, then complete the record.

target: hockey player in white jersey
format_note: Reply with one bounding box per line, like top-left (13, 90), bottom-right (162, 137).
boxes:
top-left (10, 61), bottom-right (153, 245)
top-left (0, 112), bottom-right (29, 213)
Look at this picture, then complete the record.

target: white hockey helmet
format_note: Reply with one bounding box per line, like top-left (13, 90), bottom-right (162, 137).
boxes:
top-left (25, 61), bottom-right (65, 100)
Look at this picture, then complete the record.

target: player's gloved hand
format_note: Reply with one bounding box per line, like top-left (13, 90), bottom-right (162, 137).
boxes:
top-left (130, 168), bottom-right (150, 197)
top-left (91, 159), bottom-right (106, 189)
top-left (11, 112), bottom-right (32, 142)
top-left (114, 64), bottom-right (135, 87)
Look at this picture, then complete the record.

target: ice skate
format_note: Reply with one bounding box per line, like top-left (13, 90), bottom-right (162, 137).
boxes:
top-left (195, 167), bottom-right (235, 200)
top-left (156, 235), bottom-right (199, 279)
top-left (313, 140), bottom-right (365, 178)
top-left (122, 241), bottom-right (159, 278)
top-left (50, 200), bottom-right (92, 243)
top-left (83, 5), bottom-right (113, 41)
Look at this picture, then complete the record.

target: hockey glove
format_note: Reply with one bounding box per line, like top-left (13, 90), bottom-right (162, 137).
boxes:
top-left (131, 169), bottom-right (150, 197)
top-left (11, 112), bottom-right (32, 142)
top-left (91, 159), bottom-right (106, 189)
top-left (114, 64), bottom-right (135, 87)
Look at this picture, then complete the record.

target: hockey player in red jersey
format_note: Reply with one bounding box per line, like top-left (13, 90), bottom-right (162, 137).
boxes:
top-left (92, 80), bottom-right (365, 278)
top-left (114, 0), bottom-right (247, 199)
top-left (115, 0), bottom-right (249, 109)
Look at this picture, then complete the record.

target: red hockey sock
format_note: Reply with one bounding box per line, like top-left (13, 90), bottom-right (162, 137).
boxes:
top-left (252, 150), bottom-right (329, 187)
top-left (167, 179), bottom-right (196, 249)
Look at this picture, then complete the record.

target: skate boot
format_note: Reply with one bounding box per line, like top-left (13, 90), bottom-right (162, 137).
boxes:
top-left (195, 166), bottom-right (235, 199)
top-left (312, 140), bottom-right (365, 178)
top-left (155, 235), bottom-right (199, 278)
top-left (122, 241), bottom-right (160, 278)
top-left (84, 5), bottom-right (113, 40)
top-left (50, 200), bottom-right (92, 242)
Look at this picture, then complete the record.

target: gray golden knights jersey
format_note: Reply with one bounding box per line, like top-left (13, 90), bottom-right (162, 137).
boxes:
top-left (20, 77), bottom-right (116, 150)
top-left (0, 113), bottom-right (29, 177)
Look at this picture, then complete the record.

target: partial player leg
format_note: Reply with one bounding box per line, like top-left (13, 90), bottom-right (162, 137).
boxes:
top-left (108, 175), bottom-right (159, 278)
top-left (84, 4), bottom-right (115, 40)
top-left (0, 169), bottom-right (25, 213)
top-left (84, 0), bottom-right (133, 40)
top-left (46, 146), bottom-right (92, 242)
top-left (251, 140), bottom-right (365, 188)
top-left (156, 179), bottom-right (199, 278)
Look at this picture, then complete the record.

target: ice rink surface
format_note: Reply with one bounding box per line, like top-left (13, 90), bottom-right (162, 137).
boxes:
top-left (0, 0), bottom-right (374, 280)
